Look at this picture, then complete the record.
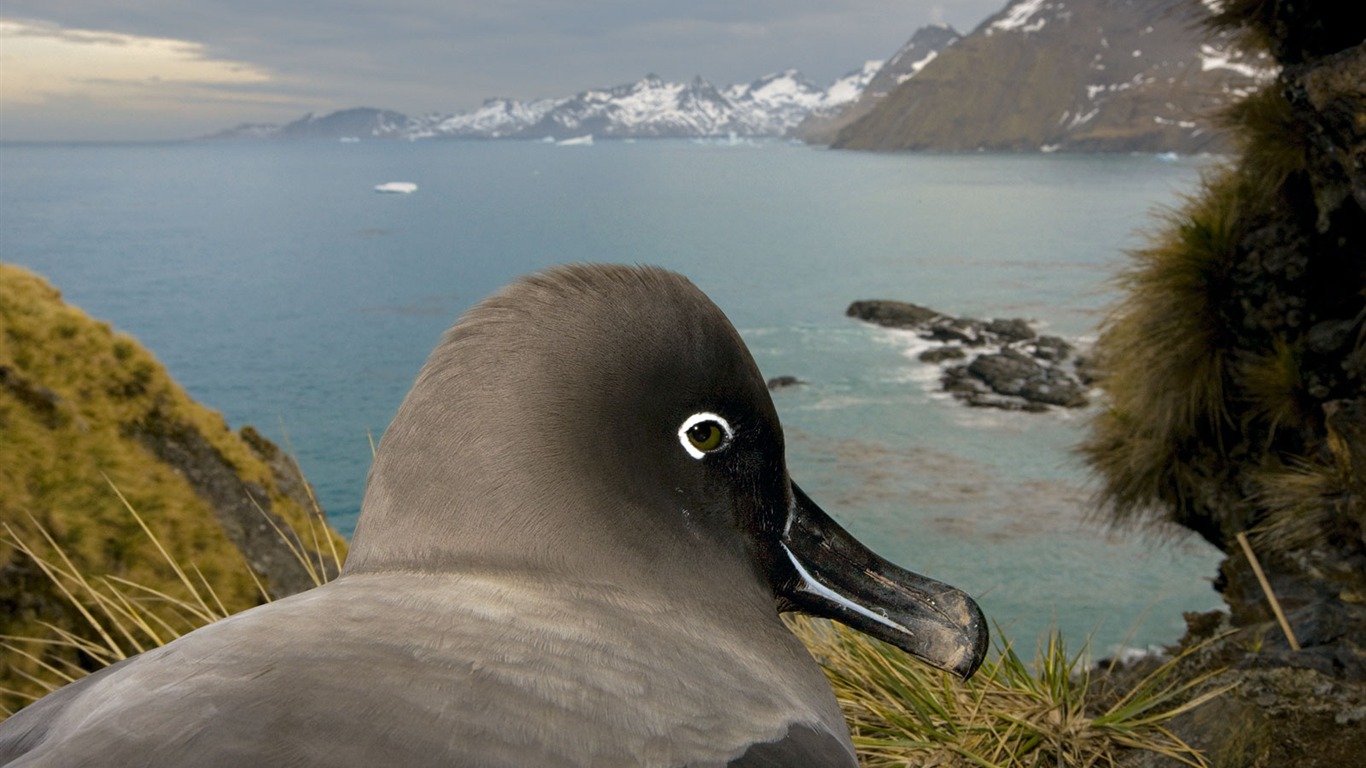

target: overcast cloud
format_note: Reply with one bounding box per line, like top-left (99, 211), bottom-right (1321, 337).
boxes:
top-left (1, 1), bottom-right (1004, 141)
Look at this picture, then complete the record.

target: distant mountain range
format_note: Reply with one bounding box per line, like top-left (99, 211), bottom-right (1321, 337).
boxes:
top-left (208, 0), bottom-right (1278, 153)
top-left (207, 66), bottom-right (885, 143)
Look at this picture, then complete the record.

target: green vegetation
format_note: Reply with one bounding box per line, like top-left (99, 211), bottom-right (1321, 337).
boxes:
top-left (1079, 3), bottom-right (1365, 763)
top-left (0, 263), bottom-right (345, 712)
top-left (1080, 1), bottom-right (1364, 560)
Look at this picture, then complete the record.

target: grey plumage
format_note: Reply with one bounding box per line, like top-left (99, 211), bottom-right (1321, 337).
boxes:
top-left (1, 264), bottom-right (985, 767)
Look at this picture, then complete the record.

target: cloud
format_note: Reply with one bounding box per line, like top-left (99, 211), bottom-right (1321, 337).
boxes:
top-left (1, 19), bottom-right (275, 102)
top-left (0, 18), bottom-right (326, 140)
top-left (0, 1), bottom-right (1003, 140)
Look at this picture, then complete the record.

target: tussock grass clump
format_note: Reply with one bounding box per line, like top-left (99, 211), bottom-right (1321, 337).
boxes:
top-left (1205, 0), bottom-right (1364, 65)
top-left (790, 616), bottom-right (1229, 768)
top-left (1080, 168), bottom-right (1250, 543)
top-left (0, 486), bottom-right (336, 715)
top-left (1079, 25), bottom-right (1365, 555)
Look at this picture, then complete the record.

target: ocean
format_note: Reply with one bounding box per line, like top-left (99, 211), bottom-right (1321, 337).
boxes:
top-left (0, 138), bottom-right (1225, 658)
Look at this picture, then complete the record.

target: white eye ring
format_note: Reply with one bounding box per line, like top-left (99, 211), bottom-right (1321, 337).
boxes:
top-left (677, 412), bottom-right (734, 460)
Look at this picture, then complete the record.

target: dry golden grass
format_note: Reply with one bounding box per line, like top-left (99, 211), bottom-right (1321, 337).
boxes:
top-left (790, 617), bottom-right (1231, 768)
top-left (0, 481), bottom-right (335, 715)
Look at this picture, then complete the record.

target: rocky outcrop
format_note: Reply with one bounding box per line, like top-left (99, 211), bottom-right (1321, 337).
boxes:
top-left (846, 299), bottom-right (1090, 411)
top-left (128, 409), bottom-right (339, 598)
top-left (1109, 632), bottom-right (1366, 768)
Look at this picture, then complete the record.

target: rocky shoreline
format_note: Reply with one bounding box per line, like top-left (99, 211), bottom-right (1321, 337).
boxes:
top-left (845, 299), bottom-right (1095, 412)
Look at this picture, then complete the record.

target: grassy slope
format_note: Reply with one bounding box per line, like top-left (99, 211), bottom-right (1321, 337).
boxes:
top-left (0, 263), bottom-right (345, 711)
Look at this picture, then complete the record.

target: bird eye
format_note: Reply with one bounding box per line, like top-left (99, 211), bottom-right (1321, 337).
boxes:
top-left (677, 412), bottom-right (733, 459)
top-left (687, 422), bottom-right (724, 451)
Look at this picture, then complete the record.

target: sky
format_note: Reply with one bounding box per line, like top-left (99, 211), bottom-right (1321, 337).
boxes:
top-left (0, 1), bottom-right (1004, 142)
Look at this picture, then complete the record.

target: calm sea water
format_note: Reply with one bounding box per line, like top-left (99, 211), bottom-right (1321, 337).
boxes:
top-left (0, 139), bottom-right (1225, 657)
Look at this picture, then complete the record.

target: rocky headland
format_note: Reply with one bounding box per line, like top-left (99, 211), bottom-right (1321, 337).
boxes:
top-left (846, 299), bottom-right (1093, 412)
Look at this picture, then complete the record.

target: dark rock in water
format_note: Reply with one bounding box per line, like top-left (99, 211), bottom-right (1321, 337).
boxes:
top-left (941, 366), bottom-right (1052, 412)
top-left (965, 350), bottom-right (1089, 408)
top-left (986, 318), bottom-right (1036, 342)
top-left (919, 346), bottom-right (966, 363)
top-left (766, 375), bottom-right (806, 391)
top-left (846, 299), bottom-right (1090, 411)
top-left (846, 299), bottom-right (944, 329)
top-left (1032, 335), bottom-right (1072, 362)
top-left (927, 317), bottom-right (989, 346)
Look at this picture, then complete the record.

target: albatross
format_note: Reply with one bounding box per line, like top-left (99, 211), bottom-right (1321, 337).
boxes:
top-left (0, 264), bottom-right (987, 767)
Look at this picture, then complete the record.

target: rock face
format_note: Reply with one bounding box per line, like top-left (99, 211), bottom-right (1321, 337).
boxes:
top-left (834, 0), bottom-right (1278, 153)
top-left (846, 299), bottom-right (1090, 411)
top-left (790, 25), bottom-right (961, 145)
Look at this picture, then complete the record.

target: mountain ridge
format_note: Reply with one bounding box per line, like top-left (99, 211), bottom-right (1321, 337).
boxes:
top-left (833, 0), bottom-right (1277, 153)
top-left (207, 1), bottom-right (1277, 153)
top-left (206, 67), bottom-right (880, 143)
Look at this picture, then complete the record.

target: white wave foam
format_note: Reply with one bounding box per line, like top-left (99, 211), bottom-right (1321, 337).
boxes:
top-left (796, 395), bottom-right (871, 411)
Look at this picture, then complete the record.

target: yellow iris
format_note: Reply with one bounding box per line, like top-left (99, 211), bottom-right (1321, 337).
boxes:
top-left (686, 421), bottom-right (726, 452)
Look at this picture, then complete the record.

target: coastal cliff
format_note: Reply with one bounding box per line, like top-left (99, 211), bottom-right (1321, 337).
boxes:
top-left (0, 264), bottom-right (345, 712)
top-left (1079, 1), bottom-right (1366, 763)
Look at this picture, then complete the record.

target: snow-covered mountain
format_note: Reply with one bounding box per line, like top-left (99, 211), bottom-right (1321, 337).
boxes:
top-left (859, 25), bottom-right (962, 101)
top-left (406, 98), bottom-right (565, 140)
top-left (834, 0), bottom-right (1279, 153)
top-left (208, 66), bottom-right (880, 142)
top-left (790, 25), bottom-right (961, 144)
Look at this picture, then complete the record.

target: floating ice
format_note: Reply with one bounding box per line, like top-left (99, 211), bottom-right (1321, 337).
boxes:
top-left (373, 182), bottom-right (418, 194)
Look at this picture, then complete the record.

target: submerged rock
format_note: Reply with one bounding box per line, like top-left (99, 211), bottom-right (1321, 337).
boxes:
top-left (847, 299), bottom-right (1091, 411)
top-left (766, 375), bottom-right (806, 391)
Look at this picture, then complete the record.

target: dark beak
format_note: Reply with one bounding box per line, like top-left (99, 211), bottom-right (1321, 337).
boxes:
top-left (776, 482), bottom-right (988, 679)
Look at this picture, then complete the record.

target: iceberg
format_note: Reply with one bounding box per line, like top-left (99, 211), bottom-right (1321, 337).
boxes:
top-left (557, 135), bottom-right (594, 146)
top-left (374, 182), bottom-right (418, 194)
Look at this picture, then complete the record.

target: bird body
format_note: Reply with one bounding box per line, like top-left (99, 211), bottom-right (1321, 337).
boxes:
top-left (5, 571), bottom-right (846, 766)
top-left (1, 265), bottom-right (985, 767)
